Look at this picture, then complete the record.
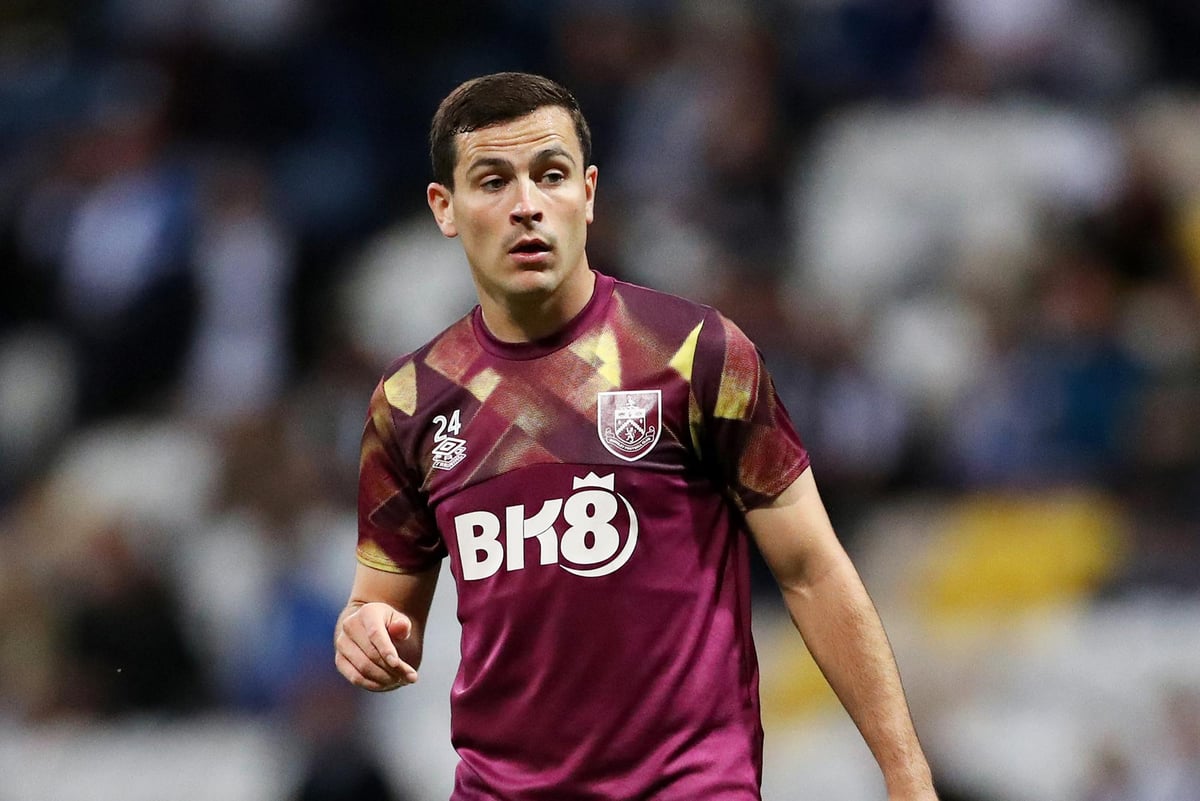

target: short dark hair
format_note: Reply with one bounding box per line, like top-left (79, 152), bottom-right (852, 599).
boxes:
top-left (429, 72), bottom-right (592, 189)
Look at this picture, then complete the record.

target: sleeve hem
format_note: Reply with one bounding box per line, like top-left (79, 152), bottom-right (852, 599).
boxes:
top-left (356, 549), bottom-right (443, 575)
top-left (739, 453), bottom-right (811, 511)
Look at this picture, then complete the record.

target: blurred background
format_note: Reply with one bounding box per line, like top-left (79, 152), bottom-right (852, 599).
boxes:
top-left (1, 0), bottom-right (1199, 799)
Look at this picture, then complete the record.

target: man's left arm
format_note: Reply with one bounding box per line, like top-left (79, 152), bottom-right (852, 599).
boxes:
top-left (746, 466), bottom-right (938, 801)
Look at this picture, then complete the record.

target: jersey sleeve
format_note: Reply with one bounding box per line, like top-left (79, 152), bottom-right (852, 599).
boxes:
top-left (692, 309), bottom-right (810, 511)
top-left (356, 376), bottom-right (446, 573)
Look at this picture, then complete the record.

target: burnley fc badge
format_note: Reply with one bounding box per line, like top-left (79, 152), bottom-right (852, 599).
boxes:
top-left (598, 390), bottom-right (662, 462)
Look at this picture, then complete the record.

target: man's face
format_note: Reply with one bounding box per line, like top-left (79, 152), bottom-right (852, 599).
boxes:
top-left (427, 106), bottom-right (597, 304)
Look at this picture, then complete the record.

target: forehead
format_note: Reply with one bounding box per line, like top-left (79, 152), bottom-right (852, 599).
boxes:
top-left (455, 107), bottom-right (582, 172)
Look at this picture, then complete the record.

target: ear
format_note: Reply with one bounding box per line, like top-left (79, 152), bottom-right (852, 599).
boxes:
top-left (584, 165), bottom-right (598, 225)
top-left (427, 183), bottom-right (457, 238)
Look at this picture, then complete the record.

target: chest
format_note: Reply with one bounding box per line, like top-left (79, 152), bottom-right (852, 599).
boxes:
top-left (413, 355), bottom-right (697, 506)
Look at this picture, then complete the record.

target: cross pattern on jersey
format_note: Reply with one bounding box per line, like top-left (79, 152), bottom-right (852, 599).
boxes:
top-left (357, 272), bottom-right (809, 801)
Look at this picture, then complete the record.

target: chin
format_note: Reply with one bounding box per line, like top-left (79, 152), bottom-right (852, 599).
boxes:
top-left (508, 271), bottom-right (560, 296)
top-left (507, 259), bottom-right (560, 283)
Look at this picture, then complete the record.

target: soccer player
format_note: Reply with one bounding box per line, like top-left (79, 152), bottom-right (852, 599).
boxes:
top-left (334, 72), bottom-right (938, 800)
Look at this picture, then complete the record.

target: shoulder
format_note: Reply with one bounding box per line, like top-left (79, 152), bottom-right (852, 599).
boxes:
top-left (609, 277), bottom-right (754, 342)
top-left (606, 276), bottom-right (728, 359)
top-left (604, 276), bottom-right (763, 382)
top-left (610, 275), bottom-right (716, 326)
top-left (375, 312), bottom-right (478, 419)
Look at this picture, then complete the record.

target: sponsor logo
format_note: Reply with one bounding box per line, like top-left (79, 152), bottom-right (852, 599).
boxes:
top-left (597, 390), bottom-right (661, 462)
top-left (453, 472), bottom-right (639, 581)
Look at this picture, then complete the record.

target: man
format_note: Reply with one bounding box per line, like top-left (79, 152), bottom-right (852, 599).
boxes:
top-left (335, 71), bottom-right (937, 800)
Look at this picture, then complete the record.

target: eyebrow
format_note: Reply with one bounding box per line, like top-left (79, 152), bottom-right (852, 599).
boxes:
top-left (531, 146), bottom-right (577, 167)
top-left (465, 156), bottom-right (511, 176)
top-left (465, 146), bottom-right (577, 176)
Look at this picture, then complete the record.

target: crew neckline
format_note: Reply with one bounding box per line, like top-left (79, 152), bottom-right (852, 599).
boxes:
top-left (473, 271), bottom-right (615, 361)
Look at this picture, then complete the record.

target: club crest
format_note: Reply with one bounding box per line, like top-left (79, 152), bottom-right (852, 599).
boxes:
top-left (597, 390), bottom-right (662, 462)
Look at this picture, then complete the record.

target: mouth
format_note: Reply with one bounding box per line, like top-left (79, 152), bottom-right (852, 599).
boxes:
top-left (508, 237), bottom-right (554, 265)
top-left (509, 238), bottom-right (552, 255)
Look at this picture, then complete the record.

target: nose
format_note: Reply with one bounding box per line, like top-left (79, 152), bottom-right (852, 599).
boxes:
top-left (510, 179), bottom-right (543, 226)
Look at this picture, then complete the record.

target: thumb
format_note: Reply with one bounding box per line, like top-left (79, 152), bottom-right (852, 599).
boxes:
top-left (385, 611), bottom-right (413, 643)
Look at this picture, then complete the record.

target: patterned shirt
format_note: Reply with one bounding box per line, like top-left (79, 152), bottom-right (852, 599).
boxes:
top-left (358, 271), bottom-right (810, 800)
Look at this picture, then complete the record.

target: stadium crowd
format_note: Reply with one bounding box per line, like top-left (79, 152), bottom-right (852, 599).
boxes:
top-left (1, 1), bottom-right (1199, 799)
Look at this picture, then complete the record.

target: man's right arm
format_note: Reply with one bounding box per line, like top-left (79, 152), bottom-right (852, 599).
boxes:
top-left (334, 561), bottom-right (440, 691)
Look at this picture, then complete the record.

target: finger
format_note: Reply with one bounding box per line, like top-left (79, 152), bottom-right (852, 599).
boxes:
top-left (340, 610), bottom-right (394, 667)
top-left (368, 632), bottom-right (419, 684)
top-left (335, 648), bottom-right (417, 690)
top-left (386, 611), bottom-right (413, 642)
top-left (370, 613), bottom-right (411, 671)
top-left (335, 636), bottom-right (400, 686)
top-left (338, 606), bottom-right (418, 682)
top-left (335, 651), bottom-right (402, 691)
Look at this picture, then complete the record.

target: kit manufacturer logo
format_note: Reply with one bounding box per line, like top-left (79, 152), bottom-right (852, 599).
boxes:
top-left (431, 410), bottom-right (466, 471)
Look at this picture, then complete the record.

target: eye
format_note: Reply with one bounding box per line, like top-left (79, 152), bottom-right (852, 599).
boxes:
top-left (541, 170), bottom-right (566, 185)
top-left (481, 177), bottom-right (506, 192)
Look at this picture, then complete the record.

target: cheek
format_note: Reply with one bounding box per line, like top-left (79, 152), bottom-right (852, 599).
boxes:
top-left (576, 187), bottom-right (594, 225)
top-left (575, 197), bottom-right (593, 230)
top-left (454, 208), bottom-right (496, 247)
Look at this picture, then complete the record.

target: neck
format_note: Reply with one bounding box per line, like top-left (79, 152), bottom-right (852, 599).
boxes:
top-left (478, 266), bottom-right (596, 343)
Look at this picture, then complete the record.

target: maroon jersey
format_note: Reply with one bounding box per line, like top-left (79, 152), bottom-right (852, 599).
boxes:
top-left (358, 271), bottom-right (809, 800)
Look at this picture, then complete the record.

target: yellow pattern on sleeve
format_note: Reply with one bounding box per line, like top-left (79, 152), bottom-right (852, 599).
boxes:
top-left (383, 361), bottom-right (417, 416)
top-left (714, 365), bottom-right (754, 420)
top-left (356, 541), bottom-right (404, 573)
top-left (671, 321), bottom-right (705, 458)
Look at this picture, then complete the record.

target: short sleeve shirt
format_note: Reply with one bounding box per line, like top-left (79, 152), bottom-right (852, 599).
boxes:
top-left (358, 271), bottom-right (809, 800)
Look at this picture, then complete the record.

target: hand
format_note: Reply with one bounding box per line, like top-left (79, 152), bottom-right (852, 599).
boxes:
top-left (334, 601), bottom-right (420, 691)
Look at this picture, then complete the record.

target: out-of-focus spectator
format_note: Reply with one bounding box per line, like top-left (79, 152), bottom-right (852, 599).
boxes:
top-left (181, 155), bottom-right (294, 423)
top-left (776, 0), bottom-right (939, 106)
top-left (935, 0), bottom-right (1148, 98)
top-left (1078, 741), bottom-right (1139, 801)
top-left (0, 498), bottom-right (60, 720)
top-left (53, 60), bottom-right (196, 421)
top-left (0, 417), bottom-right (223, 721)
top-left (55, 520), bottom-right (211, 717)
top-left (785, 100), bottom-right (1126, 326)
top-left (335, 215), bottom-right (477, 367)
top-left (1132, 0), bottom-right (1200, 85)
top-left (1079, 686), bottom-right (1200, 801)
top-left (1144, 685), bottom-right (1200, 801)
top-left (606, 2), bottom-right (790, 297)
top-left (946, 249), bottom-right (1145, 488)
top-left (0, 328), bottom-right (75, 500)
top-left (287, 675), bottom-right (413, 801)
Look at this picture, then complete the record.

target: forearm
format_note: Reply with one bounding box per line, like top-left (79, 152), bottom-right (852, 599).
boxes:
top-left (781, 558), bottom-right (934, 798)
top-left (335, 564), bottom-right (440, 688)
